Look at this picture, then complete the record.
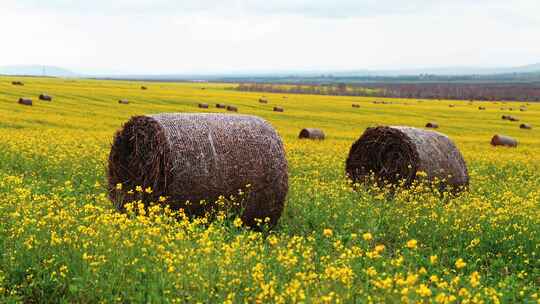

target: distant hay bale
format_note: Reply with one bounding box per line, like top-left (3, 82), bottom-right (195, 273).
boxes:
top-left (508, 116), bottom-right (520, 122)
top-left (12, 81), bottom-right (24, 86)
top-left (449, 104), bottom-right (455, 108)
top-left (346, 126), bottom-right (469, 191)
top-left (141, 86), bottom-right (147, 90)
top-left (107, 113), bottom-right (288, 228)
top-left (491, 134), bottom-right (517, 147)
top-left (198, 103), bottom-right (209, 109)
top-left (259, 98), bottom-right (268, 104)
top-left (118, 99), bottom-right (129, 104)
top-left (227, 105), bottom-right (238, 112)
top-left (216, 103), bottom-right (226, 109)
top-left (425, 122), bottom-right (439, 129)
top-left (520, 123), bottom-right (532, 130)
top-left (18, 98), bottom-right (32, 106)
top-left (352, 104), bottom-right (360, 108)
top-left (273, 106), bottom-right (284, 112)
top-left (299, 128), bottom-right (325, 140)
top-left (39, 94), bottom-right (52, 101)
top-left (478, 106), bottom-right (486, 110)
top-left (502, 115), bottom-right (509, 120)
top-left (520, 108), bottom-right (526, 112)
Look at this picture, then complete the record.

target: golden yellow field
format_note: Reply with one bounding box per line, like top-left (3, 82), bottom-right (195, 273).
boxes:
top-left (0, 76), bottom-right (539, 303)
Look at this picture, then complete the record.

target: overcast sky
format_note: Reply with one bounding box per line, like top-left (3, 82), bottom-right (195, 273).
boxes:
top-left (1, 0), bottom-right (539, 74)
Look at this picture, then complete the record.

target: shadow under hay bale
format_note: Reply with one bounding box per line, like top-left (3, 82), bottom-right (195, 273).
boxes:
top-left (216, 103), bottom-right (226, 109)
top-left (39, 94), bottom-right (52, 101)
top-left (345, 126), bottom-right (469, 192)
top-left (227, 105), bottom-right (238, 112)
top-left (259, 98), bottom-right (268, 104)
top-left (520, 123), bottom-right (532, 130)
top-left (198, 103), bottom-right (209, 109)
top-left (425, 122), bottom-right (439, 129)
top-left (108, 113), bottom-right (288, 228)
top-left (273, 106), bottom-right (284, 112)
top-left (118, 99), bottom-right (129, 104)
top-left (352, 104), bottom-right (360, 108)
top-left (18, 98), bottom-right (32, 106)
top-left (299, 128), bottom-right (325, 140)
top-left (491, 134), bottom-right (517, 147)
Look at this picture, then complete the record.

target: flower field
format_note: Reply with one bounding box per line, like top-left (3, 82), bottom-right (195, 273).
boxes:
top-left (0, 76), bottom-right (539, 303)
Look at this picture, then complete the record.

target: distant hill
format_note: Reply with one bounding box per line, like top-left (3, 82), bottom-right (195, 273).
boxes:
top-left (0, 65), bottom-right (78, 77)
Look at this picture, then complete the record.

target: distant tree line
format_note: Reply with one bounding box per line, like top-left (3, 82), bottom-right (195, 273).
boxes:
top-left (236, 83), bottom-right (540, 101)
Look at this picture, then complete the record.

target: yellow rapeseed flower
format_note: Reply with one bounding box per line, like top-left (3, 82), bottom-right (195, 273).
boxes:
top-left (455, 258), bottom-right (467, 269)
top-left (362, 232), bottom-right (373, 241)
top-left (406, 239), bottom-right (418, 249)
top-left (323, 229), bottom-right (333, 237)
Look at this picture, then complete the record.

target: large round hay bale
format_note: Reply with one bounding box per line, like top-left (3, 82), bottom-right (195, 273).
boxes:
top-left (198, 103), bottom-right (209, 109)
top-left (39, 94), bottom-right (52, 101)
top-left (273, 106), bottom-right (284, 112)
top-left (520, 123), bottom-right (532, 130)
top-left (449, 104), bottom-right (456, 108)
top-left (216, 103), bottom-right (226, 109)
top-left (299, 128), bottom-right (325, 140)
top-left (108, 113), bottom-right (288, 227)
top-left (491, 134), bottom-right (517, 147)
top-left (118, 99), bottom-right (129, 104)
top-left (18, 98), bottom-right (32, 106)
top-left (259, 98), bottom-right (268, 104)
top-left (425, 122), bottom-right (439, 129)
top-left (346, 126), bottom-right (469, 191)
top-left (227, 105), bottom-right (238, 112)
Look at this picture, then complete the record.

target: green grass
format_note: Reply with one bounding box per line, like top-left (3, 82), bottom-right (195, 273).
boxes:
top-left (0, 76), bottom-right (539, 303)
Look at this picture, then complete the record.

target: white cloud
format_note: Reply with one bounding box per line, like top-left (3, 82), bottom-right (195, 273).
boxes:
top-left (1, 0), bottom-right (539, 74)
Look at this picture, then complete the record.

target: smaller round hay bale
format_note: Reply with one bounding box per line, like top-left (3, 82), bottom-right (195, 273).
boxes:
top-left (18, 98), bottom-right (32, 106)
top-left (299, 128), bottom-right (325, 140)
top-left (227, 105), bottom-right (238, 112)
top-left (118, 99), bottom-right (129, 104)
top-left (520, 123), bottom-right (532, 130)
top-left (449, 104), bottom-right (455, 108)
top-left (520, 108), bottom-right (526, 112)
top-left (508, 116), bottom-right (520, 122)
top-left (216, 103), bottom-right (226, 109)
top-left (273, 106), bottom-right (284, 112)
top-left (12, 81), bottom-right (24, 86)
top-left (141, 86), bottom-right (148, 90)
top-left (39, 94), bottom-right (52, 101)
top-left (352, 104), bottom-right (360, 108)
top-left (346, 126), bottom-right (469, 191)
top-left (259, 98), bottom-right (268, 104)
top-left (425, 122), bottom-right (439, 129)
top-left (198, 103), bottom-right (209, 109)
top-left (491, 135), bottom-right (517, 147)
top-left (478, 106), bottom-right (486, 110)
